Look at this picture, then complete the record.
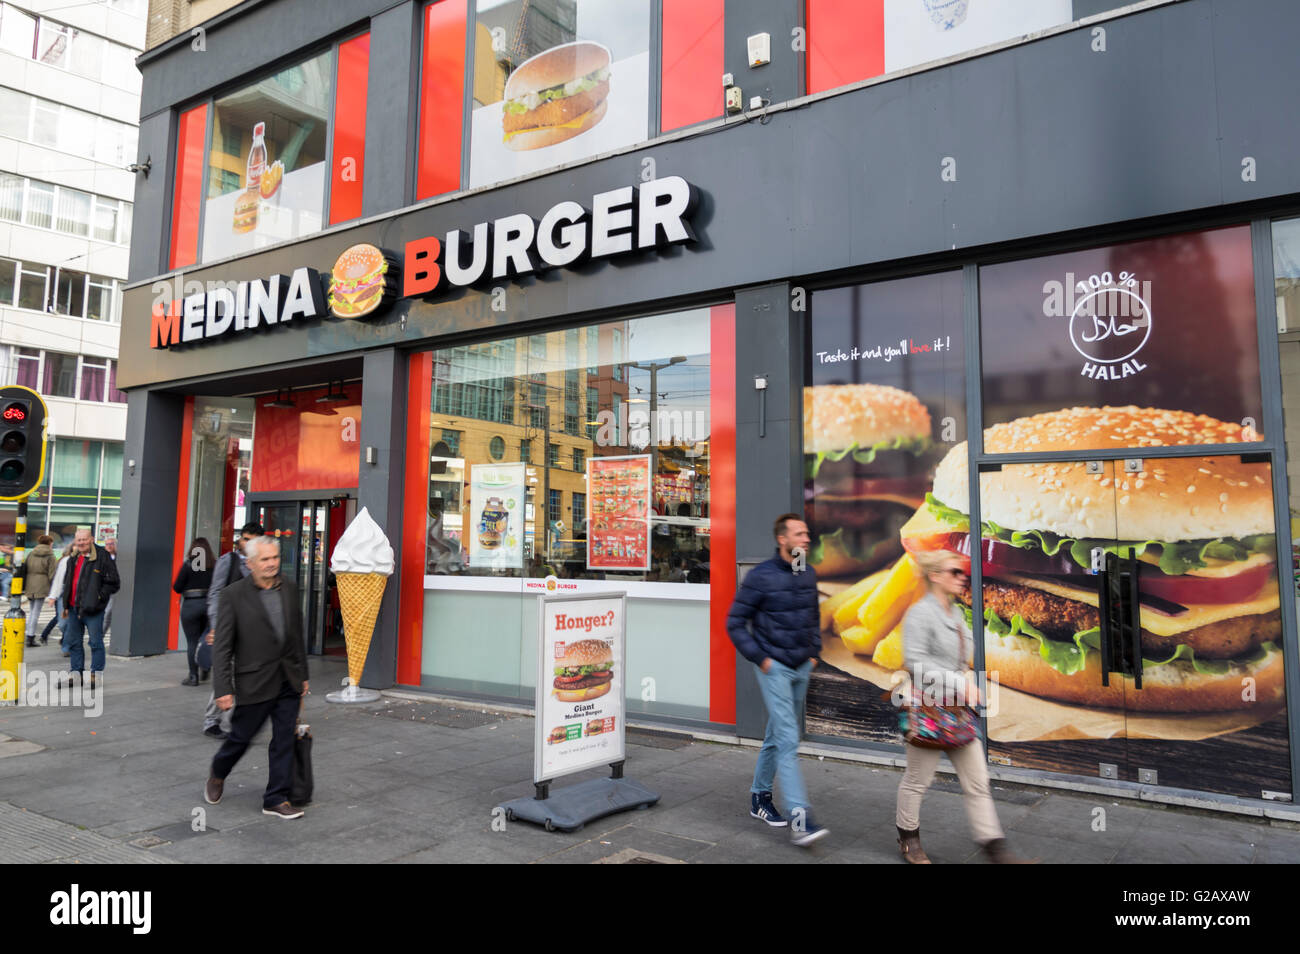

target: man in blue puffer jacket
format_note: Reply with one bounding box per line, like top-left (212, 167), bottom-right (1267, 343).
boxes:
top-left (727, 513), bottom-right (828, 847)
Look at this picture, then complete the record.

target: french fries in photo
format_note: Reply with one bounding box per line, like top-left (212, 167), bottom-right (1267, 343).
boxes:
top-left (857, 554), bottom-right (922, 635)
top-left (826, 567), bottom-right (889, 633)
top-left (872, 624), bottom-right (905, 670)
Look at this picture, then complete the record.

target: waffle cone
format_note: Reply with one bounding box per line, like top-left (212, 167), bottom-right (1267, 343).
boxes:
top-left (335, 571), bottom-right (387, 685)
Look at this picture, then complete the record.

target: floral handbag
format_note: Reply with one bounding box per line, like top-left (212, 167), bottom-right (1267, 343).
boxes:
top-left (899, 690), bottom-right (979, 749)
top-left (897, 609), bottom-right (979, 750)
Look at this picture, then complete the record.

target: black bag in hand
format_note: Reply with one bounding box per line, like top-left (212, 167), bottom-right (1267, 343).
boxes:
top-left (291, 723), bottom-right (313, 806)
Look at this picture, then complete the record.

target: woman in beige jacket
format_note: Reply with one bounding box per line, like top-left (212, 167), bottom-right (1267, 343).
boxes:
top-left (22, 535), bottom-right (56, 645)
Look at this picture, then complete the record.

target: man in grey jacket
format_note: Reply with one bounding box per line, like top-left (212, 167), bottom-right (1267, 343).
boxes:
top-left (201, 522), bottom-right (263, 738)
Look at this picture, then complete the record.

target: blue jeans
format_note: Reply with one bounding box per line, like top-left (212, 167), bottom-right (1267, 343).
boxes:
top-left (751, 659), bottom-right (813, 813)
top-left (66, 607), bottom-right (106, 673)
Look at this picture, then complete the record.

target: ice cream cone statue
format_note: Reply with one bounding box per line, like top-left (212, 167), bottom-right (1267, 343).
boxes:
top-left (326, 507), bottom-right (394, 703)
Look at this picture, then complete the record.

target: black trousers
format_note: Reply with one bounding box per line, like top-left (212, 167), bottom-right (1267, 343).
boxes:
top-left (180, 599), bottom-right (208, 678)
top-left (210, 680), bottom-right (300, 808)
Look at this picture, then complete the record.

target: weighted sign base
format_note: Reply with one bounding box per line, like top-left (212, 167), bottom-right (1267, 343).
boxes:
top-left (325, 684), bottom-right (381, 704)
top-left (497, 777), bottom-right (659, 833)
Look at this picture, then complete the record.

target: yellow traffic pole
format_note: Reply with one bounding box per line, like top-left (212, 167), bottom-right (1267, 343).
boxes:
top-left (0, 497), bottom-right (27, 704)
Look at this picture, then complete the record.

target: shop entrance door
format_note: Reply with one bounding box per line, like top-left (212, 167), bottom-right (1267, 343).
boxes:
top-left (250, 495), bottom-right (350, 657)
top-left (977, 454), bottom-right (1290, 799)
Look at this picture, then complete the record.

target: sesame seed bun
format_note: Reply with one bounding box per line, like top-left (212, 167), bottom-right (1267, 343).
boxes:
top-left (931, 407), bottom-right (1272, 541)
top-left (803, 383), bottom-right (932, 454)
top-left (504, 41), bottom-right (610, 99)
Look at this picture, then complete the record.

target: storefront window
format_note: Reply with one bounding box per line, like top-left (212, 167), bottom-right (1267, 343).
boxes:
top-left (980, 224), bottom-right (1263, 451)
top-left (803, 270), bottom-right (965, 742)
top-left (50, 439), bottom-right (101, 507)
top-left (468, 0), bottom-right (651, 189)
top-left (188, 398), bottom-right (255, 557)
top-left (419, 306), bottom-right (715, 718)
top-left (1272, 216), bottom-right (1300, 596)
top-left (200, 48), bottom-right (333, 262)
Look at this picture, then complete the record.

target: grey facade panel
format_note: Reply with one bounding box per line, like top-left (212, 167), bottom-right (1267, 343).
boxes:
top-left (129, 111), bottom-right (177, 282)
top-left (362, 3), bottom-right (423, 219)
top-left (112, 388), bottom-right (187, 657)
top-left (355, 348), bottom-right (408, 689)
top-left (121, 0), bottom-right (1300, 392)
top-left (724, 0), bottom-right (804, 107)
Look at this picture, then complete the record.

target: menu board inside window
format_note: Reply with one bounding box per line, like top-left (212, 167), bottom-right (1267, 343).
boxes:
top-left (587, 455), bottom-right (650, 570)
top-left (980, 224), bottom-right (1264, 452)
top-left (469, 0), bottom-right (651, 189)
top-left (201, 49), bottom-right (333, 262)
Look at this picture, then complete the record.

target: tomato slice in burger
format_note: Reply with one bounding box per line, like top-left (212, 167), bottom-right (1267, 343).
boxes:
top-left (1137, 562), bottom-right (1274, 606)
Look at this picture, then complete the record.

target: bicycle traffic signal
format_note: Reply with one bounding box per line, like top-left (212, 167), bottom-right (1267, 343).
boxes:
top-left (0, 386), bottom-right (47, 501)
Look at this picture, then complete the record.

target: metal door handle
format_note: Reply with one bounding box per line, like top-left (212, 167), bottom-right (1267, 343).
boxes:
top-left (1097, 551), bottom-right (1113, 687)
top-left (1128, 551), bottom-right (1143, 690)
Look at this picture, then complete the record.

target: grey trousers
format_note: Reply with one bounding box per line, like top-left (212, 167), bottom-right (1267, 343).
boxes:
top-left (203, 691), bottom-right (234, 733)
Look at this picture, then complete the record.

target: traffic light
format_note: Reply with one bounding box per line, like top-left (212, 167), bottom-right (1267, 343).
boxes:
top-left (0, 386), bottom-right (47, 501)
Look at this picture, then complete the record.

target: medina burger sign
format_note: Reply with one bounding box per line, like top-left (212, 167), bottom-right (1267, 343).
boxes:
top-left (150, 176), bottom-right (699, 350)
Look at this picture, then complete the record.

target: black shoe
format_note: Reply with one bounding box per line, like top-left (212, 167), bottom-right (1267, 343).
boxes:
top-left (40, 637), bottom-right (47, 646)
top-left (204, 776), bottom-right (223, 805)
top-left (25, 638), bottom-right (36, 647)
top-left (203, 725), bottom-right (228, 739)
top-left (181, 675), bottom-right (199, 686)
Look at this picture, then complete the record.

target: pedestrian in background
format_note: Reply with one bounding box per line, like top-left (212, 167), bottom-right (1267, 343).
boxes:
top-left (204, 535), bottom-right (309, 820)
top-left (173, 537), bottom-right (214, 686)
top-left (201, 522), bottom-right (262, 738)
top-left (43, 548), bottom-right (72, 653)
top-left (726, 513), bottom-right (828, 847)
top-left (61, 528), bottom-right (120, 688)
top-left (895, 549), bottom-right (1029, 864)
top-left (102, 537), bottom-right (118, 638)
top-left (22, 535), bottom-right (55, 646)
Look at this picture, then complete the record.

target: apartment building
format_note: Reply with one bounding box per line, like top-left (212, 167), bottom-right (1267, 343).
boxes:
top-left (0, 0), bottom-right (145, 547)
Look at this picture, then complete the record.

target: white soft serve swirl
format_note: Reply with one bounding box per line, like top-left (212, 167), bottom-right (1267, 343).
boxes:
top-left (330, 506), bottom-right (394, 575)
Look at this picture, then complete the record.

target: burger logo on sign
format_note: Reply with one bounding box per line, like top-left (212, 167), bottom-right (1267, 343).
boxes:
top-left (545, 577), bottom-right (557, 592)
top-left (1067, 271), bottom-right (1152, 380)
top-left (328, 244), bottom-right (395, 319)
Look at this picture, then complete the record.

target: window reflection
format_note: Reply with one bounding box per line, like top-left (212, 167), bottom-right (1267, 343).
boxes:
top-left (425, 308), bottom-right (713, 583)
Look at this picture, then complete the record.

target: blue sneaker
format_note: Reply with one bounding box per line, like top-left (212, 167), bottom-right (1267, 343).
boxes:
top-left (750, 792), bottom-right (788, 827)
top-left (789, 810), bottom-right (829, 847)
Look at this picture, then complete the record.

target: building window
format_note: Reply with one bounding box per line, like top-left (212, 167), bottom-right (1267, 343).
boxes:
top-left (200, 47), bottom-right (334, 262)
top-left (571, 492), bottom-right (585, 533)
top-left (0, 6), bottom-right (36, 58)
top-left (489, 435), bottom-right (505, 460)
top-left (86, 276), bottom-right (115, 322)
top-left (573, 448), bottom-right (585, 472)
top-left (24, 180), bottom-right (53, 229)
top-left (0, 174), bottom-right (21, 221)
top-left (42, 352), bottom-right (76, 398)
top-left (50, 269), bottom-right (86, 317)
top-left (107, 361), bottom-right (126, 404)
top-left (440, 430), bottom-right (461, 457)
top-left (0, 257), bottom-right (15, 306)
top-left (0, 174), bottom-right (129, 243)
top-left (80, 357), bottom-right (108, 403)
top-left (587, 326), bottom-right (599, 373)
top-left (547, 442), bottom-right (560, 468)
top-left (17, 263), bottom-right (47, 311)
top-left (547, 488), bottom-right (562, 526)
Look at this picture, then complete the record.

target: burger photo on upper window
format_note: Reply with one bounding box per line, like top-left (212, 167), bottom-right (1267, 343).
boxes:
top-left (902, 406), bottom-right (1283, 713)
top-left (804, 383), bottom-right (936, 578)
top-left (502, 41), bottom-right (611, 151)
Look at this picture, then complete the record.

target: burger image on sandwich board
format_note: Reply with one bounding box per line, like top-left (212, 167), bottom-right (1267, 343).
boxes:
top-left (902, 406), bottom-right (1283, 713)
top-left (328, 244), bottom-right (390, 319)
top-left (502, 41), bottom-right (611, 151)
top-left (805, 383), bottom-right (935, 578)
top-left (552, 638), bottom-right (614, 702)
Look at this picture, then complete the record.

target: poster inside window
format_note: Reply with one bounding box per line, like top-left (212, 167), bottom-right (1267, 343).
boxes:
top-left (802, 270), bottom-right (965, 743)
top-left (200, 50), bottom-right (332, 262)
top-left (468, 0), bottom-right (651, 189)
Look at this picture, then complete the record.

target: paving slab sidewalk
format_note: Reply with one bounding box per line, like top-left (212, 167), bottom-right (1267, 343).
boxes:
top-left (0, 646), bottom-right (1298, 864)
